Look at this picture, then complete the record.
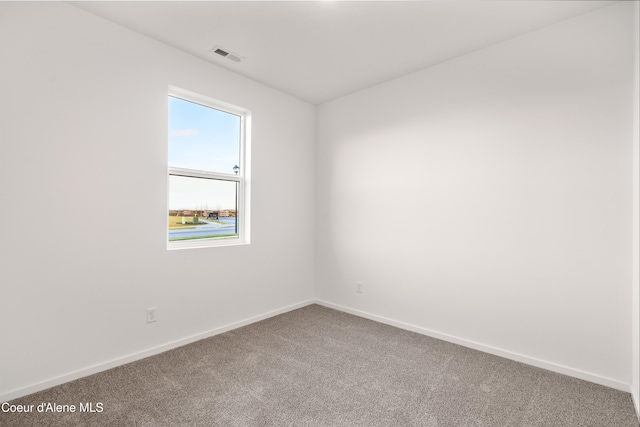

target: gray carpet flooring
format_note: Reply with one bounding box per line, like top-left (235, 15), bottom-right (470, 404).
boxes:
top-left (1, 304), bottom-right (638, 426)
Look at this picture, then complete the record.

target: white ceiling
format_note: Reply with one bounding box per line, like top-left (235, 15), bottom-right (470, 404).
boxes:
top-left (72, 1), bottom-right (615, 105)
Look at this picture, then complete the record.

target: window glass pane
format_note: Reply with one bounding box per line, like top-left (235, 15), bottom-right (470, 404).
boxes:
top-left (168, 96), bottom-right (240, 174)
top-left (168, 175), bottom-right (238, 242)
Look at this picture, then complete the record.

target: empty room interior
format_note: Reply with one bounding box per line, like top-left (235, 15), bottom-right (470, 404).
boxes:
top-left (1, 0), bottom-right (640, 425)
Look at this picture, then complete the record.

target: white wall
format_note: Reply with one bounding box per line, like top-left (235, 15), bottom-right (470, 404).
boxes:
top-left (316, 2), bottom-right (635, 390)
top-left (0, 2), bottom-right (315, 400)
top-left (632, 0), bottom-right (640, 414)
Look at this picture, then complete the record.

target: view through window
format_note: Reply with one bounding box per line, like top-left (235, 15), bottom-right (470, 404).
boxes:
top-left (167, 89), bottom-right (247, 248)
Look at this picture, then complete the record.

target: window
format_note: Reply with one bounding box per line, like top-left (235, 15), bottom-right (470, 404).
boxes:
top-left (167, 87), bottom-right (249, 249)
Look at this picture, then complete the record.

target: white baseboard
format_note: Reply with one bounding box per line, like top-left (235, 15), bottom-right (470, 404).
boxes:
top-left (1, 299), bottom-right (315, 403)
top-left (314, 299), bottom-right (631, 393)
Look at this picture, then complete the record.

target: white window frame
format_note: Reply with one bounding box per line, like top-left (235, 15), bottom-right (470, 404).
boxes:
top-left (167, 86), bottom-right (250, 250)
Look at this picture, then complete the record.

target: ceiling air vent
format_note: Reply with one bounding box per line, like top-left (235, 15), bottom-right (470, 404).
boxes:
top-left (211, 45), bottom-right (243, 63)
top-left (213, 47), bottom-right (229, 57)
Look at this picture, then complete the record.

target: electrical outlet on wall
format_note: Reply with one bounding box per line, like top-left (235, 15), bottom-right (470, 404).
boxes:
top-left (356, 282), bottom-right (363, 293)
top-left (147, 307), bottom-right (157, 323)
